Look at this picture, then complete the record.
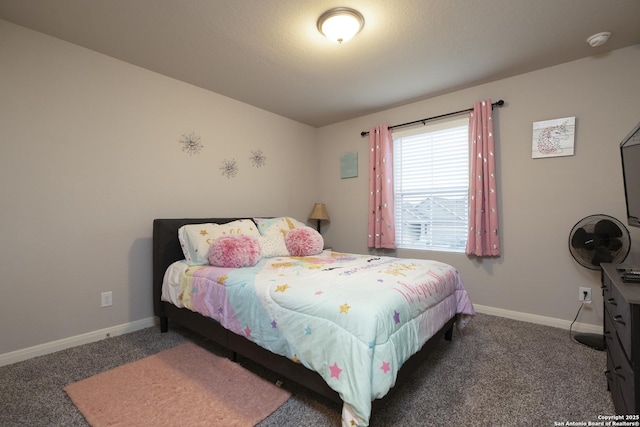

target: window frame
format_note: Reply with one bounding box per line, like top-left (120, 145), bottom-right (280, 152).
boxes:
top-left (392, 117), bottom-right (470, 253)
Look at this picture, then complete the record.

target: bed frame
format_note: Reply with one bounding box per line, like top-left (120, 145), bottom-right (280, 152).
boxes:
top-left (153, 217), bottom-right (455, 406)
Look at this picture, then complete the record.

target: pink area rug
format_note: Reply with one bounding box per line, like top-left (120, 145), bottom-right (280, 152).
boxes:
top-left (64, 342), bottom-right (291, 426)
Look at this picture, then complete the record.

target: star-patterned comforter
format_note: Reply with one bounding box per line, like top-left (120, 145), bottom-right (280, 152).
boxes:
top-left (162, 250), bottom-right (474, 426)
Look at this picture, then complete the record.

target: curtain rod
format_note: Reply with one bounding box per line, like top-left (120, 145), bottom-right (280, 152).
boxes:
top-left (360, 99), bottom-right (505, 137)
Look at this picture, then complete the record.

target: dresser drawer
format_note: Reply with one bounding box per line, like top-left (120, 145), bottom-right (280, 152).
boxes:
top-left (605, 281), bottom-right (633, 360)
top-left (604, 307), bottom-right (617, 349)
top-left (607, 351), bottom-right (628, 414)
top-left (602, 264), bottom-right (640, 416)
top-left (606, 308), bottom-right (636, 413)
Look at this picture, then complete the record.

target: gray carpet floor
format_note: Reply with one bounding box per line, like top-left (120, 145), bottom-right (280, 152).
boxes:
top-left (0, 313), bottom-right (614, 426)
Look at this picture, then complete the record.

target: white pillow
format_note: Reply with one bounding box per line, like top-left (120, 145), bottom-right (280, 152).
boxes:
top-left (178, 219), bottom-right (260, 265)
top-left (254, 217), bottom-right (305, 258)
top-left (259, 234), bottom-right (290, 258)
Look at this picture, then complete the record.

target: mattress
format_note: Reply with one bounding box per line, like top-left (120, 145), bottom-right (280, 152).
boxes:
top-left (162, 250), bottom-right (474, 426)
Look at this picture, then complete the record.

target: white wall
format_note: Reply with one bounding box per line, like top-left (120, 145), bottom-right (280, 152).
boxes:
top-left (2, 17), bottom-right (639, 360)
top-left (317, 45), bottom-right (640, 330)
top-left (0, 20), bottom-right (318, 355)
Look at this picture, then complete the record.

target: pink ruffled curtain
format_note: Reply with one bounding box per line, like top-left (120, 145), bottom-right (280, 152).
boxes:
top-left (368, 125), bottom-right (396, 249)
top-left (466, 99), bottom-right (500, 256)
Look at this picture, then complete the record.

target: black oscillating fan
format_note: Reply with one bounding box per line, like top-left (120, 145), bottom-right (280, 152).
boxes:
top-left (569, 214), bottom-right (630, 270)
top-left (568, 214), bottom-right (631, 350)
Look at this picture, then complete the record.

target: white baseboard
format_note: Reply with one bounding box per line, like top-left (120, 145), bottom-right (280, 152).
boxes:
top-left (473, 304), bottom-right (603, 335)
top-left (0, 306), bottom-right (603, 367)
top-left (0, 317), bottom-right (156, 367)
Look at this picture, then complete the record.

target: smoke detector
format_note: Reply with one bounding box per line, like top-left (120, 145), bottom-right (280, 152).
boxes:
top-left (586, 32), bottom-right (611, 47)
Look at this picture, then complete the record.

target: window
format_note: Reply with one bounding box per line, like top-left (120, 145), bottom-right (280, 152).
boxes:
top-left (393, 117), bottom-right (469, 252)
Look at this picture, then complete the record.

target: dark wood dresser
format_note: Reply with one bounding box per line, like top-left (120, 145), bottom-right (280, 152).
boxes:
top-left (602, 263), bottom-right (640, 414)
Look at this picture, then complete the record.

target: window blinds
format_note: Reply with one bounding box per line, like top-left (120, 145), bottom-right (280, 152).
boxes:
top-left (393, 118), bottom-right (469, 252)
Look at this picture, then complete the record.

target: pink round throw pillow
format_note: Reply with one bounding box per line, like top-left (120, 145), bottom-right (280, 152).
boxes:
top-left (285, 227), bottom-right (324, 256)
top-left (208, 234), bottom-right (262, 268)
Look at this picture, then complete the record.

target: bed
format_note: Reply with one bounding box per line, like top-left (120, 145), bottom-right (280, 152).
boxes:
top-left (153, 217), bottom-right (475, 426)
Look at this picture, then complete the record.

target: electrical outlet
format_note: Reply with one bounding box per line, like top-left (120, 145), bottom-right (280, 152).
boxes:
top-left (579, 287), bottom-right (592, 303)
top-left (101, 291), bottom-right (112, 307)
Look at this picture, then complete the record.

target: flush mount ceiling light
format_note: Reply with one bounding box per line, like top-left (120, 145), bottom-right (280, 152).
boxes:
top-left (317, 7), bottom-right (364, 44)
top-left (586, 32), bottom-right (611, 47)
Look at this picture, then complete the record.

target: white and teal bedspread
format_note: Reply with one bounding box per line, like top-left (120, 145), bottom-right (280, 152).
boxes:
top-left (162, 250), bottom-right (474, 426)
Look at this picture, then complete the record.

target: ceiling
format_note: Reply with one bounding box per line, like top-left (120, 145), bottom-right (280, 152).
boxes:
top-left (1, 0), bottom-right (639, 128)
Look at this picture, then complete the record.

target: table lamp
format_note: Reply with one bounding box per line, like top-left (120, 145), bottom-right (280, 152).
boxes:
top-left (308, 203), bottom-right (330, 232)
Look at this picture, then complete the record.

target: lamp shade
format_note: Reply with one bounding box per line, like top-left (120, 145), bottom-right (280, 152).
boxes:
top-left (309, 203), bottom-right (330, 221)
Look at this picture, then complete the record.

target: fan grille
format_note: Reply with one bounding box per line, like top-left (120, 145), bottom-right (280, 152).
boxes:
top-left (569, 214), bottom-right (630, 270)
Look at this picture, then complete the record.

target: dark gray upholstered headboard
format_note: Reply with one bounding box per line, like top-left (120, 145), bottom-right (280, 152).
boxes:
top-left (152, 218), bottom-right (250, 318)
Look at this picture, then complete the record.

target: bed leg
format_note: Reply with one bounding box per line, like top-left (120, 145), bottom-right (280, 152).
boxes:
top-left (444, 326), bottom-right (453, 341)
top-left (160, 316), bottom-right (168, 333)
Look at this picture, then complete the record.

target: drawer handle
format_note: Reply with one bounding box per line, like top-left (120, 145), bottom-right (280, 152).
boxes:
top-left (604, 330), bottom-right (613, 340)
top-left (614, 366), bottom-right (626, 381)
top-left (614, 315), bottom-right (626, 325)
top-left (607, 298), bottom-right (617, 306)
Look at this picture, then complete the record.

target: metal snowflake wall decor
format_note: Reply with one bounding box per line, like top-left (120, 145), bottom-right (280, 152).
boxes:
top-left (179, 132), bottom-right (203, 155)
top-left (220, 159), bottom-right (238, 179)
top-left (249, 149), bottom-right (266, 168)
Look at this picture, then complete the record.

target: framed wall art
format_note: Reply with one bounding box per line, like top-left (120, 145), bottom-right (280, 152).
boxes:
top-left (340, 152), bottom-right (358, 179)
top-left (532, 117), bottom-right (575, 159)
